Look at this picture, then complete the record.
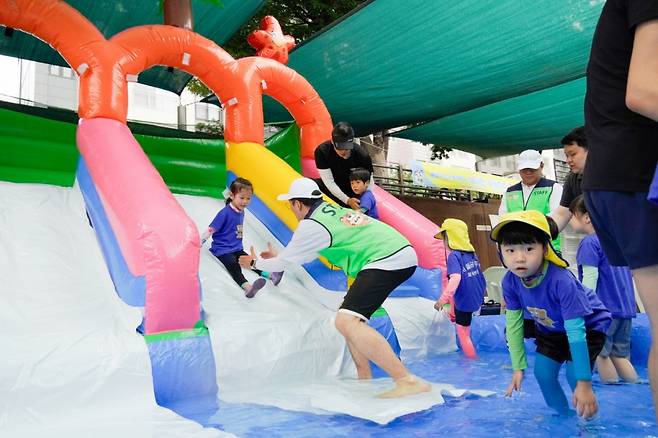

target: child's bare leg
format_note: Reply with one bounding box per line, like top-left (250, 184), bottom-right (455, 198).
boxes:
top-left (611, 356), bottom-right (638, 383)
top-left (346, 337), bottom-right (372, 379)
top-left (596, 356), bottom-right (620, 383)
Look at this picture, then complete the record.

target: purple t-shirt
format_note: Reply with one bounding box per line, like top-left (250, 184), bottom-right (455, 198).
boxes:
top-left (359, 190), bottom-right (379, 220)
top-left (209, 205), bottom-right (244, 256)
top-left (577, 234), bottom-right (636, 319)
top-left (503, 263), bottom-right (611, 334)
top-left (447, 250), bottom-right (486, 313)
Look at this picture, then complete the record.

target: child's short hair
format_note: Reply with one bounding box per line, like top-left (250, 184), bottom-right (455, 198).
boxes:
top-left (225, 177), bottom-right (253, 204)
top-left (569, 194), bottom-right (587, 216)
top-left (496, 215), bottom-right (558, 246)
top-left (349, 168), bottom-right (371, 182)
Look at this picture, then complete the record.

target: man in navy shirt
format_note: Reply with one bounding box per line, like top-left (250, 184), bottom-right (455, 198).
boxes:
top-left (584, 0), bottom-right (658, 417)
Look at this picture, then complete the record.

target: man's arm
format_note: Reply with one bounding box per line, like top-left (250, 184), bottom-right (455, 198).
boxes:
top-left (550, 205), bottom-right (573, 233)
top-left (253, 220), bottom-right (331, 272)
top-left (626, 19), bottom-right (658, 121)
top-left (318, 168), bottom-right (351, 204)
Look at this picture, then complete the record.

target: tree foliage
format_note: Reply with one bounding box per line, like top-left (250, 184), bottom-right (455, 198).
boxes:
top-left (428, 144), bottom-right (452, 160)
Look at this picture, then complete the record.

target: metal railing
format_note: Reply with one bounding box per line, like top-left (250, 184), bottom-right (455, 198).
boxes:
top-left (372, 163), bottom-right (500, 202)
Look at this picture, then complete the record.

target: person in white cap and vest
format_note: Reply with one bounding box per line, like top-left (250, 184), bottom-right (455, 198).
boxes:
top-left (499, 149), bottom-right (563, 253)
top-left (238, 177), bottom-right (431, 399)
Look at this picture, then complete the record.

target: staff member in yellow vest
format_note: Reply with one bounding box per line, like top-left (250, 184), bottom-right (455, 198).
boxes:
top-left (499, 149), bottom-right (563, 253)
top-left (238, 178), bottom-right (431, 399)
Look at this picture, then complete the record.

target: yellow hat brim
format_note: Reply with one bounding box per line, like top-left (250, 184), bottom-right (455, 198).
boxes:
top-left (490, 213), bottom-right (568, 268)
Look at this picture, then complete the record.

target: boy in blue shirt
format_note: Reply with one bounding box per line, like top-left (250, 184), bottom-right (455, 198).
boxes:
top-left (349, 168), bottom-right (379, 219)
top-left (569, 195), bottom-right (638, 384)
top-left (492, 210), bottom-right (611, 419)
top-left (433, 219), bottom-right (486, 358)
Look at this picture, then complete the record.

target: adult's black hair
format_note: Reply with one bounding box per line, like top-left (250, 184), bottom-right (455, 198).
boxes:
top-left (560, 126), bottom-right (588, 149)
top-left (569, 194), bottom-right (588, 216)
top-left (349, 167), bottom-right (371, 182)
top-left (290, 197), bottom-right (323, 208)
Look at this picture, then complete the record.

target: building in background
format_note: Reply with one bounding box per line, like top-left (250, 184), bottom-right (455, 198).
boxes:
top-left (0, 55), bottom-right (221, 131)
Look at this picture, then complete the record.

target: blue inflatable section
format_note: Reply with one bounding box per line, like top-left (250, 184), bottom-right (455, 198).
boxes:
top-left (146, 329), bottom-right (220, 427)
top-left (470, 312), bottom-right (651, 367)
top-left (76, 158), bottom-right (146, 306)
top-left (368, 310), bottom-right (401, 378)
top-left (227, 172), bottom-right (441, 297)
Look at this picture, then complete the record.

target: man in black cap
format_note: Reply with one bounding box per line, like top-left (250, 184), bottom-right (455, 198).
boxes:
top-left (314, 121), bottom-right (375, 210)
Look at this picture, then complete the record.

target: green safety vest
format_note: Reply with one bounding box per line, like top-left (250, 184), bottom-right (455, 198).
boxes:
top-left (505, 178), bottom-right (562, 251)
top-left (309, 202), bottom-right (411, 277)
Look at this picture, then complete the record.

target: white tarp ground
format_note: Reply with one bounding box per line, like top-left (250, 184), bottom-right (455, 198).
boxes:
top-left (180, 195), bottom-right (494, 425)
top-left (0, 182), bottom-right (230, 438)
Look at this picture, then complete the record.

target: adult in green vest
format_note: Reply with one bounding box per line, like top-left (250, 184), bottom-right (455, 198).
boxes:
top-left (499, 149), bottom-right (564, 252)
top-left (239, 178), bottom-right (431, 399)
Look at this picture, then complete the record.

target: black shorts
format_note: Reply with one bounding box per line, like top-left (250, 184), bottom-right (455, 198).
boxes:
top-left (535, 329), bottom-right (607, 366)
top-left (339, 266), bottom-right (416, 320)
top-left (523, 319), bottom-right (537, 339)
top-left (454, 308), bottom-right (473, 327)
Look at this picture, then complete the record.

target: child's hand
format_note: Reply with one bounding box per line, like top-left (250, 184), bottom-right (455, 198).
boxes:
top-left (239, 246), bottom-right (258, 269)
top-left (505, 370), bottom-right (524, 396)
top-left (260, 242), bottom-right (278, 259)
top-left (573, 381), bottom-right (598, 419)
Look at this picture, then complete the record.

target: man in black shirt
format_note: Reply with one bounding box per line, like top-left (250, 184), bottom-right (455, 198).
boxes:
top-left (314, 122), bottom-right (374, 209)
top-left (550, 127), bottom-right (588, 232)
top-left (584, 0), bottom-right (658, 418)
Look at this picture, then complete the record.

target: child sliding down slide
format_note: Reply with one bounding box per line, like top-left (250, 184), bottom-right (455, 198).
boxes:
top-left (433, 219), bottom-right (486, 359)
top-left (201, 177), bottom-right (283, 298)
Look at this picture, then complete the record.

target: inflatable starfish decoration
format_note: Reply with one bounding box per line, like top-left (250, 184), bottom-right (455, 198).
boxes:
top-left (247, 15), bottom-right (296, 64)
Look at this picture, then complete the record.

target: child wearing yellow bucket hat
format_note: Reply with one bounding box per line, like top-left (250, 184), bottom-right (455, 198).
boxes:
top-left (433, 218), bottom-right (486, 359)
top-left (491, 210), bottom-right (611, 419)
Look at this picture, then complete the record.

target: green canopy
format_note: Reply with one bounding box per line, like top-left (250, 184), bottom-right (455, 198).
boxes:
top-left (0, 0), bottom-right (265, 94)
top-left (396, 78), bottom-right (586, 158)
top-left (258, 0), bottom-right (602, 154)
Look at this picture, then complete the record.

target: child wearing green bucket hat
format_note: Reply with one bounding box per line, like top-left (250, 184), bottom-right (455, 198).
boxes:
top-left (434, 218), bottom-right (486, 359)
top-left (491, 210), bottom-right (611, 419)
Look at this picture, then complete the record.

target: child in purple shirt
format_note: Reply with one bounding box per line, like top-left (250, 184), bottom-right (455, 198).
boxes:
top-left (433, 219), bottom-right (486, 359)
top-left (349, 168), bottom-right (379, 219)
top-left (492, 210), bottom-right (611, 419)
top-left (570, 195), bottom-right (638, 384)
top-left (201, 177), bottom-right (282, 298)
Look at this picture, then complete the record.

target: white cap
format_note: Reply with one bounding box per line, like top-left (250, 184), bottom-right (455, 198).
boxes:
top-left (517, 149), bottom-right (543, 170)
top-left (276, 178), bottom-right (324, 201)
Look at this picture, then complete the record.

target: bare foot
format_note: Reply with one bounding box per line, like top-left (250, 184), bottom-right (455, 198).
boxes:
top-left (377, 375), bottom-right (431, 399)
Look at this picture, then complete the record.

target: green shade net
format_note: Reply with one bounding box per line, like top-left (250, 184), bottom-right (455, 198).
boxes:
top-left (396, 78), bottom-right (586, 158)
top-left (260, 0), bottom-right (602, 144)
top-left (0, 0), bottom-right (265, 94)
